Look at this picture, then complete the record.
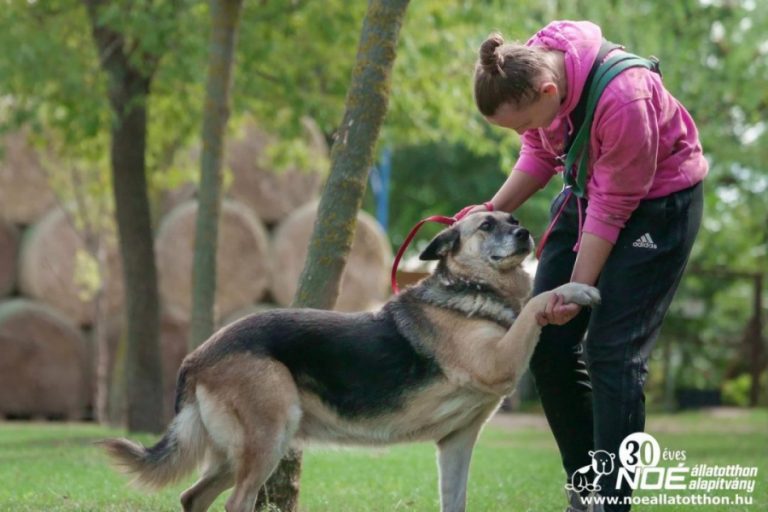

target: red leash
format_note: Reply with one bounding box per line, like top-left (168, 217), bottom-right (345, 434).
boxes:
top-left (391, 202), bottom-right (494, 294)
top-left (533, 188), bottom-right (584, 260)
top-left (390, 215), bottom-right (455, 294)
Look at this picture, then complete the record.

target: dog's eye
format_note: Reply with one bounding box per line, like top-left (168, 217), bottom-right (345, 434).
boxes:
top-left (479, 220), bottom-right (493, 231)
top-left (507, 215), bottom-right (520, 226)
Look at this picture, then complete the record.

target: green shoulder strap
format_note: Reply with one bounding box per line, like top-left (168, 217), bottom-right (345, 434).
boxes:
top-left (564, 53), bottom-right (660, 197)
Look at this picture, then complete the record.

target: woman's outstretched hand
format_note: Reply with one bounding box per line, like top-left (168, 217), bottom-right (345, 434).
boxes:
top-left (535, 293), bottom-right (582, 326)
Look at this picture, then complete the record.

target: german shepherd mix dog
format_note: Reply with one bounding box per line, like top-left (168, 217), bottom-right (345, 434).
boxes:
top-left (103, 212), bottom-right (600, 512)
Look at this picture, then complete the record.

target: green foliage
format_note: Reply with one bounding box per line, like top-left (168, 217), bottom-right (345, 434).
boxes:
top-left (73, 248), bottom-right (102, 302)
top-left (234, 1), bottom-right (364, 138)
top-left (0, 1), bottom-right (105, 146)
top-left (722, 372), bottom-right (768, 407)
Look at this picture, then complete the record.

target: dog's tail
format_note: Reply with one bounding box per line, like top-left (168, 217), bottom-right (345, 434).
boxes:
top-left (101, 370), bottom-right (207, 489)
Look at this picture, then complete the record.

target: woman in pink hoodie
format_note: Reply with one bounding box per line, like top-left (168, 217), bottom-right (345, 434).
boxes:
top-left (464, 21), bottom-right (706, 512)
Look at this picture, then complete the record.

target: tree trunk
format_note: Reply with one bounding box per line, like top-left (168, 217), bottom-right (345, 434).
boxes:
top-left (84, 0), bottom-right (164, 433)
top-left (189, 0), bottom-right (245, 349)
top-left (93, 243), bottom-right (111, 424)
top-left (109, 77), bottom-right (164, 433)
top-left (257, 1), bottom-right (410, 510)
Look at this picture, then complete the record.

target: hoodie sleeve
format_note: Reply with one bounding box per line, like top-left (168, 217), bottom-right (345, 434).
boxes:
top-left (583, 97), bottom-right (659, 243)
top-left (514, 129), bottom-right (559, 188)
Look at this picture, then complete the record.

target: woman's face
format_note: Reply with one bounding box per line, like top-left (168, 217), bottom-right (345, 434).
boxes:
top-left (485, 81), bottom-right (562, 135)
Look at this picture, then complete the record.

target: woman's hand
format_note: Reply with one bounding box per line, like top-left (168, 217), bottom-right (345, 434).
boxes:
top-left (535, 293), bottom-right (582, 326)
top-left (454, 201), bottom-right (495, 220)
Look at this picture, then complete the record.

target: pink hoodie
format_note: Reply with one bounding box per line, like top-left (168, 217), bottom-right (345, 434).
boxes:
top-left (515, 21), bottom-right (708, 243)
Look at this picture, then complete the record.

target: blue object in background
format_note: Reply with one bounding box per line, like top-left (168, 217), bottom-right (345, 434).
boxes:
top-left (369, 147), bottom-right (391, 230)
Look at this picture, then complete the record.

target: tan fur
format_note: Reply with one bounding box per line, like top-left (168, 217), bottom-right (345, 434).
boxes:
top-left (194, 356), bottom-right (301, 512)
top-left (101, 212), bottom-right (600, 512)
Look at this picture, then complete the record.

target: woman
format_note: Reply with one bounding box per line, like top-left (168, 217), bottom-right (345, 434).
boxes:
top-left (460, 20), bottom-right (707, 512)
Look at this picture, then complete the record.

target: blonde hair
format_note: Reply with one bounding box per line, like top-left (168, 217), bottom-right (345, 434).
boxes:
top-left (474, 32), bottom-right (552, 116)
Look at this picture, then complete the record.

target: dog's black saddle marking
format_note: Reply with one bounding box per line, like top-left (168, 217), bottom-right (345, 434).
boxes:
top-left (214, 308), bottom-right (443, 419)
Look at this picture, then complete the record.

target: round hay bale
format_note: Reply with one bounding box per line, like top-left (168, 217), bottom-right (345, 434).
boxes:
top-left (0, 132), bottom-right (57, 225)
top-left (0, 220), bottom-right (19, 297)
top-left (0, 299), bottom-right (89, 419)
top-left (18, 208), bottom-right (124, 325)
top-left (270, 201), bottom-right (393, 311)
top-left (226, 119), bottom-right (327, 224)
top-left (156, 199), bottom-right (271, 323)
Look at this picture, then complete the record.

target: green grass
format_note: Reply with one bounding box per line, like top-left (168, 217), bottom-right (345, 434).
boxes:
top-left (0, 410), bottom-right (765, 511)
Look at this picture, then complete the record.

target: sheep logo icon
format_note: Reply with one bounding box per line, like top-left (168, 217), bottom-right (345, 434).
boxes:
top-left (565, 450), bottom-right (616, 493)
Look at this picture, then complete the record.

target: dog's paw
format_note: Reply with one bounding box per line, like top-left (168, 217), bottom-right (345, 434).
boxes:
top-left (553, 283), bottom-right (601, 307)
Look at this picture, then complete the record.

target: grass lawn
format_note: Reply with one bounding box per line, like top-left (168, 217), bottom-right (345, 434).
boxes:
top-left (0, 409), bottom-right (765, 511)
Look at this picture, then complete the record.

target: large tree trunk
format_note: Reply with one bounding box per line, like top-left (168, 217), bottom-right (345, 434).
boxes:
top-left (189, 0), bottom-right (245, 349)
top-left (84, 0), bottom-right (164, 433)
top-left (109, 76), bottom-right (164, 433)
top-left (257, 1), bottom-right (410, 510)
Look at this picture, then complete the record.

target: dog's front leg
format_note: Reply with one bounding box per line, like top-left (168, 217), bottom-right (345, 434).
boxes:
top-left (494, 283), bottom-right (601, 385)
top-left (436, 410), bottom-right (491, 512)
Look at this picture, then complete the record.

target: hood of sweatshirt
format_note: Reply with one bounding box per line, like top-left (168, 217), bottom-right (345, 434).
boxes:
top-left (525, 20), bottom-right (603, 120)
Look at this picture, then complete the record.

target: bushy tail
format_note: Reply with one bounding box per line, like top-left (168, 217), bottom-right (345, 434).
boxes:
top-left (100, 404), bottom-right (208, 489)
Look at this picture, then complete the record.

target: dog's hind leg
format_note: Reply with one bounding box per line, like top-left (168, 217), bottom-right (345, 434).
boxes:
top-left (195, 357), bottom-right (301, 512)
top-left (225, 402), bottom-right (301, 512)
top-left (436, 406), bottom-right (497, 512)
top-left (180, 449), bottom-right (233, 512)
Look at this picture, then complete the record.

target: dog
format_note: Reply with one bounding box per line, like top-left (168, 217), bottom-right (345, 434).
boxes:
top-left (102, 211), bottom-right (600, 512)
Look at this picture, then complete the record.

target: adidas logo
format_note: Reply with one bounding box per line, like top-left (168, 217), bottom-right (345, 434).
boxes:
top-left (632, 233), bottom-right (658, 249)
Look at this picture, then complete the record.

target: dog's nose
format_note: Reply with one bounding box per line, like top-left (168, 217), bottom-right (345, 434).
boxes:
top-left (514, 228), bottom-right (530, 240)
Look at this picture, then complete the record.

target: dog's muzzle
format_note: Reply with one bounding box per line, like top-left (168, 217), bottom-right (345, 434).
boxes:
top-left (489, 228), bottom-right (533, 261)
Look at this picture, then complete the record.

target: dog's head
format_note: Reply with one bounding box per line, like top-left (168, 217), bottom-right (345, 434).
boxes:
top-left (589, 450), bottom-right (616, 475)
top-left (419, 211), bottom-right (533, 281)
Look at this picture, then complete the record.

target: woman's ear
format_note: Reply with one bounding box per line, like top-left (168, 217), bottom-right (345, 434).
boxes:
top-left (540, 81), bottom-right (558, 97)
top-left (419, 228), bottom-right (460, 261)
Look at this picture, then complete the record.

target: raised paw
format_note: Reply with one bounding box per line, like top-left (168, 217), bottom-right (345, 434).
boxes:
top-left (552, 283), bottom-right (601, 307)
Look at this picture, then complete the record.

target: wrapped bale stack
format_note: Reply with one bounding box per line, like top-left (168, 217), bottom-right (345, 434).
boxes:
top-left (0, 122), bottom-right (394, 421)
top-left (0, 134), bottom-right (86, 419)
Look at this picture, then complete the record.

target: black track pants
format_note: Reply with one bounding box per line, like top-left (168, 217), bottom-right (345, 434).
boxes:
top-left (529, 182), bottom-right (703, 511)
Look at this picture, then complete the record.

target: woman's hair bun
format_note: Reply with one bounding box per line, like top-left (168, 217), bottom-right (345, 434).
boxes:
top-left (479, 32), bottom-right (505, 75)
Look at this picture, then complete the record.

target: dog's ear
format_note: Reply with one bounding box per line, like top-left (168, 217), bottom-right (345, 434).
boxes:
top-left (419, 228), bottom-right (460, 261)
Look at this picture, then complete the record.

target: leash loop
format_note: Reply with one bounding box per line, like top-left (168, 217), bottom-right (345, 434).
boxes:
top-left (391, 215), bottom-right (455, 294)
top-left (391, 202), bottom-right (495, 294)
